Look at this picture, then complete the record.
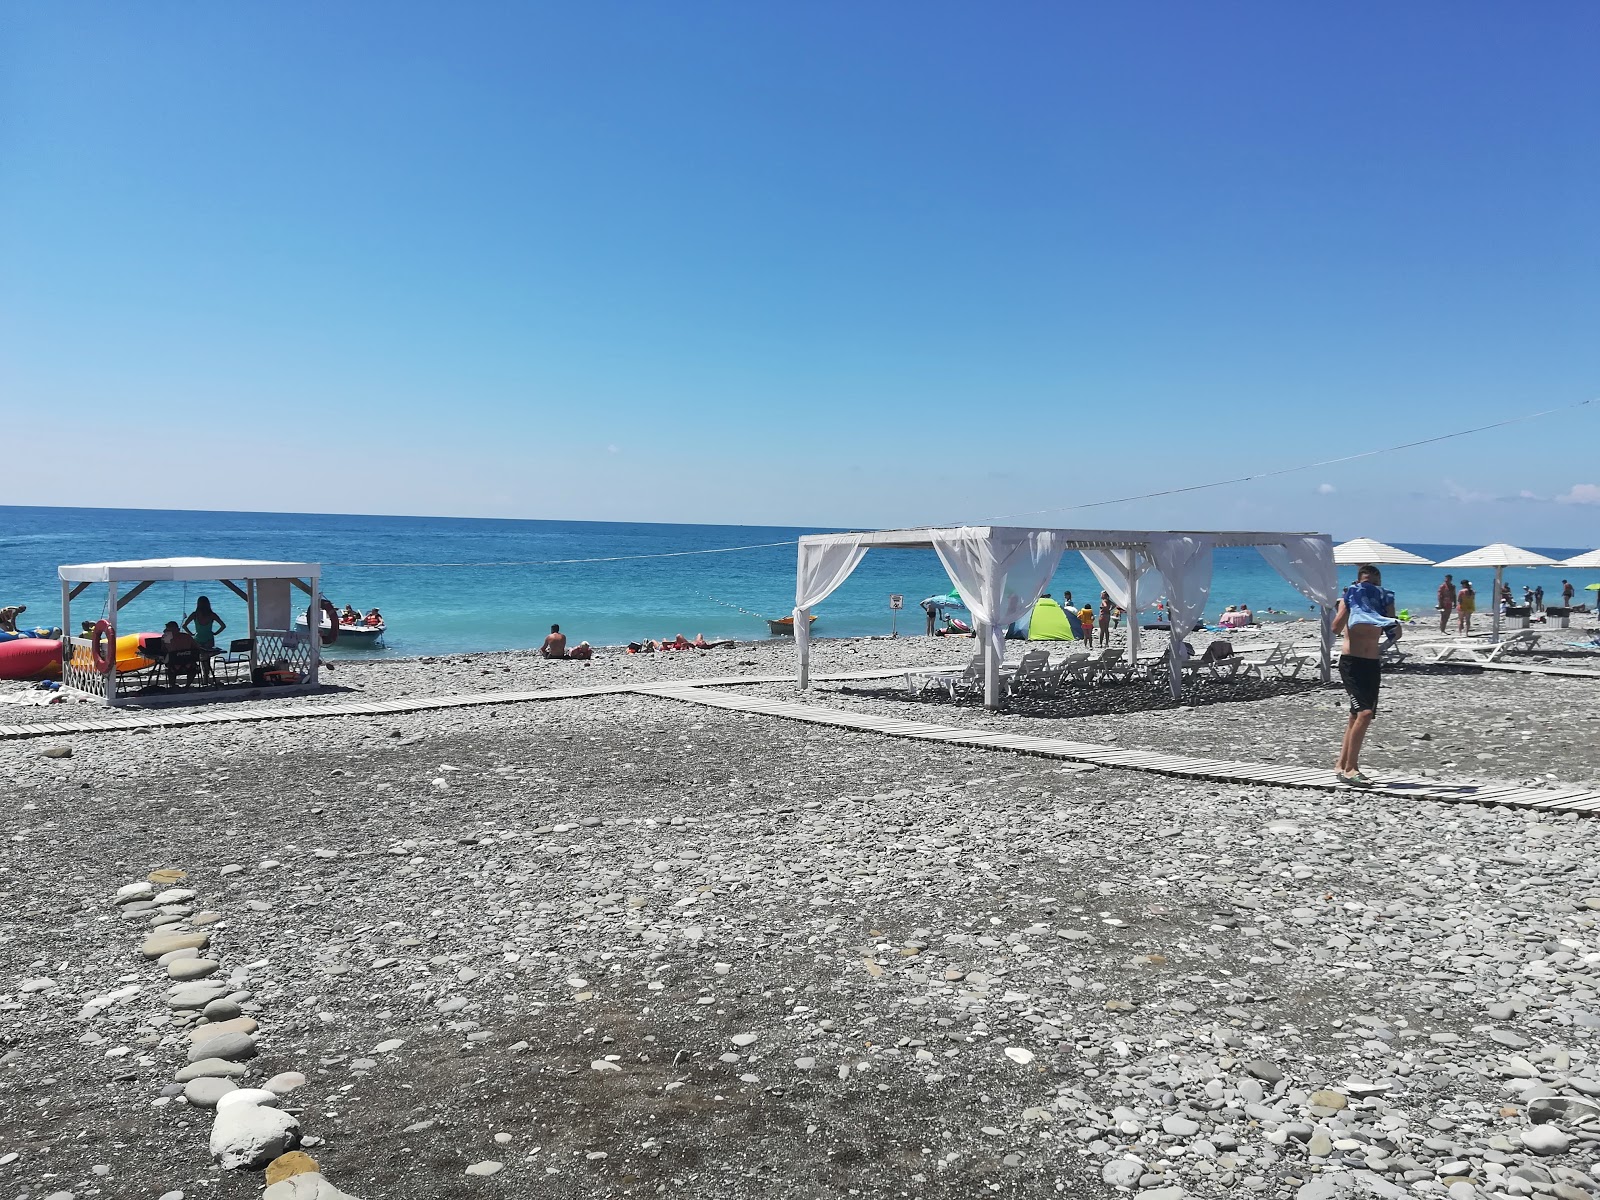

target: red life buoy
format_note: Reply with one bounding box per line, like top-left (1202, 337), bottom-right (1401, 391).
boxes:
top-left (90, 619), bottom-right (115, 673)
top-left (309, 600), bottom-right (339, 645)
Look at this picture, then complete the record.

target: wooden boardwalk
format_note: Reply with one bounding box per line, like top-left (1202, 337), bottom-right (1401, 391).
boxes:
top-left (0, 670), bottom-right (910, 742)
top-left (637, 683), bottom-right (1600, 817)
top-left (5, 667), bottom-right (1599, 817)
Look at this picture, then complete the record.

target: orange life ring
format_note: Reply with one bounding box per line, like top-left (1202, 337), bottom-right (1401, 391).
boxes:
top-left (90, 619), bottom-right (114, 673)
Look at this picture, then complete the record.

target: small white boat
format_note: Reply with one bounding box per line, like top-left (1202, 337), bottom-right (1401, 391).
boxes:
top-left (296, 614), bottom-right (386, 645)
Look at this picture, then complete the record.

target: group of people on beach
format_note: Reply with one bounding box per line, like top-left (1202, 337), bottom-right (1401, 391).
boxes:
top-left (1436, 574), bottom-right (1578, 634)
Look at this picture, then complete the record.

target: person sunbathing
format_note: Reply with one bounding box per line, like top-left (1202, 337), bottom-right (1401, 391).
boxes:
top-left (692, 633), bottom-right (735, 649)
top-left (568, 641), bottom-right (593, 660)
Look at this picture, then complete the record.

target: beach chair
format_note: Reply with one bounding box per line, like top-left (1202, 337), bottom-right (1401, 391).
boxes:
top-left (1237, 640), bottom-right (1315, 679)
top-left (1003, 649), bottom-right (1053, 696)
top-left (1040, 650), bottom-right (1093, 694)
top-left (1413, 631), bottom-right (1537, 665)
top-left (218, 638), bottom-right (255, 683)
top-left (1084, 646), bottom-right (1132, 684)
top-left (906, 654), bottom-right (987, 700)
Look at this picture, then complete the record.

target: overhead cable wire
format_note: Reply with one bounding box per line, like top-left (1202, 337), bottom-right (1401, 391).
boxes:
top-left (327, 395), bottom-right (1595, 568)
top-left (963, 395), bottom-right (1597, 526)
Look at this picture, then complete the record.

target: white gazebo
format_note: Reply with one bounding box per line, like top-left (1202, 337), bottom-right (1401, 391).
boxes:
top-left (58, 557), bottom-right (323, 705)
top-left (793, 527), bottom-right (1339, 706)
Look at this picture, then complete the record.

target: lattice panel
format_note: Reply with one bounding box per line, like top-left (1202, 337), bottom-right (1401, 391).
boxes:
top-left (253, 629), bottom-right (312, 685)
top-left (62, 637), bottom-right (107, 697)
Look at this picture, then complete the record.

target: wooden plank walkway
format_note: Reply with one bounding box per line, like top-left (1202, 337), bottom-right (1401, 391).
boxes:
top-left (0, 669), bottom-right (912, 742)
top-left (6, 667), bottom-right (1598, 817)
top-left (636, 683), bottom-right (1600, 817)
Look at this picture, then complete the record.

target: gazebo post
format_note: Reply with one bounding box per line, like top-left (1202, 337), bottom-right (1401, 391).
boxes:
top-left (1123, 554), bottom-right (1140, 669)
top-left (105, 581), bottom-right (119, 705)
top-left (982, 621), bottom-right (1001, 709)
top-left (1319, 606), bottom-right (1334, 682)
top-left (59, 579), bottom-right (70, 674)
top-left (248, 580), bottom-right (258, 683)
top-left (795, 606), bottom-right (811, 691)
top-left (1491, 565), bottom-right (1504, 643)
top-left (308, 573), bottom-right (322, 686)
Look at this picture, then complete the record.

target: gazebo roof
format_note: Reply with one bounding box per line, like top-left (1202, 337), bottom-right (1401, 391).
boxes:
top-left (801, 526), bottom-right (1325, 551)
top-left (1561, 548), bottom-right (1600, 569)
top-left (59, 557), bottom-right (319, 583)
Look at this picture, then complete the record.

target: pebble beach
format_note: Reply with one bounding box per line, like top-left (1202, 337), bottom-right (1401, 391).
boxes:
top-left (4, 626), bottom-right (1600, 1200)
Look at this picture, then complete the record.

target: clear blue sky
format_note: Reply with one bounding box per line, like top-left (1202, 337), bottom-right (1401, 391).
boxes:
top-left (3, 3), bottom-right (1596, 543)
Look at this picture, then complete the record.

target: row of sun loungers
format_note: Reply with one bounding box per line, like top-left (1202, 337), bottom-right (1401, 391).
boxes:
top-left (904, 641), bottom-right (1322, 701)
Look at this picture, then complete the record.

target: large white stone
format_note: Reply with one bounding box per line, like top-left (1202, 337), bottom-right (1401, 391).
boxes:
top-left (215, 1087), bottom-right (280, 1110)
top-left (209, 1103), bottom-right (300, 1169)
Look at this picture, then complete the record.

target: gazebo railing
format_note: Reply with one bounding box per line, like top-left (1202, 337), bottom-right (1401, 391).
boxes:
top-left (254, 628), bottom-right (313, 684)
top-left (63, 636), bottom-right (107, 698)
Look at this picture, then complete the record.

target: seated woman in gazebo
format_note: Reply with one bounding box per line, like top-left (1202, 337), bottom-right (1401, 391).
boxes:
top-left (161, 622), bottom-right (202, 688)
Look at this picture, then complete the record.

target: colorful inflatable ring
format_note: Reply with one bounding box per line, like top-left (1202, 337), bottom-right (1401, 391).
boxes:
top-left (90, 619), bottom-right (114, 673)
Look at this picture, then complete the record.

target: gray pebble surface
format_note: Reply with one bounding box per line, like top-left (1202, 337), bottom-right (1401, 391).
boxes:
top-left (2, 633), bottom-right (1599, 1199)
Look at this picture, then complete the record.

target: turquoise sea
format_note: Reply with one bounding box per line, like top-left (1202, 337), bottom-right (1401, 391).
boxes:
top-left (0, 506), bottom-right (1589, 657)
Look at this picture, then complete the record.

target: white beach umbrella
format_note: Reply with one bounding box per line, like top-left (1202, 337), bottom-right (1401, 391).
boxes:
top-left (1432, 543), bottom-right (1560, 640)
top-left (1332, 537), bottom-right (1434, 566)
top-left (1561, 548), bottom-right (1600, 569)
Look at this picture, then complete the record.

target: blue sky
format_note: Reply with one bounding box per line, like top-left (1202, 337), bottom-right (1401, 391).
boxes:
top-left (3, 3), bottom-right (1596, 542)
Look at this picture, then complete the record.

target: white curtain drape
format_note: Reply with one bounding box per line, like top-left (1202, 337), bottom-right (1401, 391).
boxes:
top-left (1081, 548), bottom-right (1160, 612)
top-left (1149, 534), bottom-right (1216, 698)
top-left (794, 536), bottom-right (868, 689)
top-left (930, 527), bottom-right (1067, 706)
top-left (1256, 536), bottom-right (1338, 682)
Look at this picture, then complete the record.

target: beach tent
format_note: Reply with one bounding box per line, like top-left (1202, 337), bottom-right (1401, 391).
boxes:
top-left (1333, 538), bottom-right (1434, 566)
top-left (793, 527), bottom-right (1337, 705)
top-left (57, 557), bottom-right (323, 705)
top-left (1025, 596), bottom-right (1073, 641)
top-left (1431, 543), bottom-right (1559, 642)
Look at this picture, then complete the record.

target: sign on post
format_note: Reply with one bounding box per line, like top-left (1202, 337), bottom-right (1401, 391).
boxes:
top-left (889, 594), bottom-right (904, 610)
top-left (889, 593), bottom-right (903, 637)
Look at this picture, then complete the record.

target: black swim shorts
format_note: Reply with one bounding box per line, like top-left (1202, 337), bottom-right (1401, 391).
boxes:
top-left (1338, 654), bottom-right (1381, 715)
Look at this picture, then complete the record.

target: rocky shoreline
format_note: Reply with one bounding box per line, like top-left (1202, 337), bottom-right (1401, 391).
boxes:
top-left (3, 628), bottom-right (1600, 1199)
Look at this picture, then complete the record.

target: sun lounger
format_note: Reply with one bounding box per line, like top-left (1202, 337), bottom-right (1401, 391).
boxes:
top-left (906, 655), bottom-right (997, 701)
top-left (1003, 649), bottom-right (1054, 696)
top-left (1236, 640), bottom-right (1317, 679)
top-left (1083, 646), bottom-right (1132, 684)
top-left (1412, 631), bottom-right (1538, 665)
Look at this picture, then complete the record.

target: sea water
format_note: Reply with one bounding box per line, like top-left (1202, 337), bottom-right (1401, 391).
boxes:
top-left (0, 506), bottom-right (1584, 657)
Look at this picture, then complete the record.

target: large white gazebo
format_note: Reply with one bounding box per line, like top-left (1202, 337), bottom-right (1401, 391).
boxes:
top-left (793, 527), bottom-right (1339, 706)
top-left (58, 557), bottom-right (324, 705)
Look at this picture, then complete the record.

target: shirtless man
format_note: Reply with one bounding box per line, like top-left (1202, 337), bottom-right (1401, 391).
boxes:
top-left (540, 624), bottom-right (568, 659)
top-left (0, 604), bottom-right (25, 634)
top-left (1333, 565), bottom-right (1398, 786)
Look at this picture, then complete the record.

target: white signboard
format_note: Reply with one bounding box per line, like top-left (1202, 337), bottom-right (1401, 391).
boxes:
top-left (889, 594), bottom-right (904, 610)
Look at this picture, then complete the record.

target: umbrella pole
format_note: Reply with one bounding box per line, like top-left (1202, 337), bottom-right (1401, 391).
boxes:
top-left (1492, 565), bottom-right (1503, 643)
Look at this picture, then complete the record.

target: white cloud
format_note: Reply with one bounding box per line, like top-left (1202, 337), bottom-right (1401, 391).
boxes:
top-left (1316, 483), bottom-right (1336, 495)
top-left (1444, 479), bottom-right (1494, 504)
top-left (606, 443), bottom-right (621, 455)
top-left (1556, 483), bottom-right (1600, 506)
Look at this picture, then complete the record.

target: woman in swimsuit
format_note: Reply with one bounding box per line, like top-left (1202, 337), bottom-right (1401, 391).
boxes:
top-left (1456, 580), bottom-right (1476, 634)
top-left (183, 596), bottom-right (227, 684)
